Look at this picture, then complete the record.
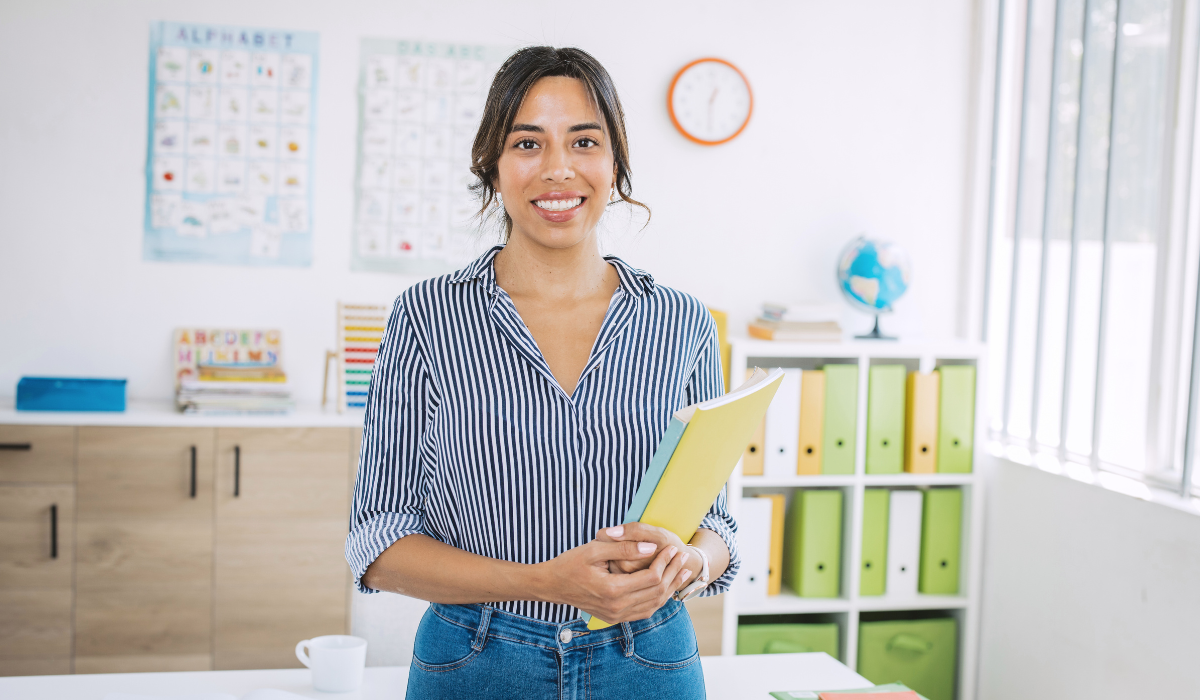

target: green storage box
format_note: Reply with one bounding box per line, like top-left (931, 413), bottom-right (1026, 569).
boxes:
top-left (822, 364), bottom-right (858, 474)
top-left (858, 618), bottom-right (957, 700)
top-left (736, 622), bottom-right (840, 659)
top-left (866, 365), bottom-right (906, 474)
top-left (782, 489), bottom-right (843, 597)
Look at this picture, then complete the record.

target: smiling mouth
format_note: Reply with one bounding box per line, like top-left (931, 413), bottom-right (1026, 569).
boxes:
top-left (533, 197), bottom-right (584, 212)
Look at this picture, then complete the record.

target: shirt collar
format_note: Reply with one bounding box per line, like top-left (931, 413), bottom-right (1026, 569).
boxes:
top-left (448, 245), bottom-right (656, 298)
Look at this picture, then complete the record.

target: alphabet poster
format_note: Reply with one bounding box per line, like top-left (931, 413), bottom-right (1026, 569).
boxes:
top-left (351, 38), bottom-right (509, 275)
top-left (143, 22), bottom-right (318, 266)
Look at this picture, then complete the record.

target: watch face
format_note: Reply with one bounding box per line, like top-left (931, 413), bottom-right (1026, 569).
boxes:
top-left (669, 59), bottom-right (752, 145)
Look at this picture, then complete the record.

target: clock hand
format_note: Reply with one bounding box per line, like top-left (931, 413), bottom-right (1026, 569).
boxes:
top-left (707, 87), bottom-right (719, 132)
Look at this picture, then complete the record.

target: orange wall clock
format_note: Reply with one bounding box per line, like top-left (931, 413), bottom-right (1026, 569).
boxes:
top-left (667, 57), bottom-right (753, 146)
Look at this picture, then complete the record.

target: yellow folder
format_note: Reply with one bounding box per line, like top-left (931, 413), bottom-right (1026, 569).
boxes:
top-left (587, 367), bottom-right (786, 629)
top-left (904, 371), bottom-right (939, 473)
top-left (797, 370), bottom-right (825, 475)
top-left (758, 493), bottom-right (786, 596)
top-left (743, 370), bottom-right (765, 476)
top-left (744, 417), bottom-right (766, 476)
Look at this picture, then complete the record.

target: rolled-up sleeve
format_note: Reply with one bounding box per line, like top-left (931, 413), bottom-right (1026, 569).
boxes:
top-left (346, 298), bottom-right (433, 593)
top-left (685, 309), bottom-right (740, 596)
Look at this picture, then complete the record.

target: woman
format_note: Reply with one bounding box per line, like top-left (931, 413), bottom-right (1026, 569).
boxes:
top-left (347, 46), bottom-right (739, 699)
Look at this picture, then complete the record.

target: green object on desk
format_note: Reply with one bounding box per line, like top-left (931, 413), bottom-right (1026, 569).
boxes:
top-left (737, 622), bottom-right (840, 659)
top-left (821, 365), bottom-right (858, 474)
top-left (769, 682), bottom-right (929, 700)
top-left (866, 365), bottom-right (906, 474)
top-left (858, 618), bottom-right (957, 700)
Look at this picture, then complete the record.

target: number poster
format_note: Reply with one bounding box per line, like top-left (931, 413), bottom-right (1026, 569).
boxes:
top-left (143, 22), bottom-right (319, 266)
top-left (352, 39), bottom-right (510, 275)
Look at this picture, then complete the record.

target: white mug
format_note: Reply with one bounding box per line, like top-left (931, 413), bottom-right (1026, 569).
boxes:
top-left (295, 635), bottom-right (368, 692)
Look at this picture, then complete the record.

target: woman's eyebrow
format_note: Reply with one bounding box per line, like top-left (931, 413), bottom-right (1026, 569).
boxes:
top-left (510, 123), bottom-right (543, 133)
top-left (568, 122), bottom-right (603, 132)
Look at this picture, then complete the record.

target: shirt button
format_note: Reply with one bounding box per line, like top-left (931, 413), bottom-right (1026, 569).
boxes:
top-left (559, 629), bottom-right (573, 644)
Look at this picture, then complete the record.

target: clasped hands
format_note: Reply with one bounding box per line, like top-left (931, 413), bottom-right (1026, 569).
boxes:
top-left (539, 522), bottom-right (700, 624)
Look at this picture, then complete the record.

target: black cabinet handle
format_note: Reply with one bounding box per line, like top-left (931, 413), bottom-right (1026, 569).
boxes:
top-left (50, 504), bottom-right (58, 559)
top-left (0, 443), bottom-right (32, 451)
top-left (190, 446), bottom-right (197, 499)
top-left (234, 445), bottom-right (241, 497)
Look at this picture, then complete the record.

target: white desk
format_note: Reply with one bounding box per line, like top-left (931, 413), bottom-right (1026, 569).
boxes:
top-left (0, 654), bottom-right (869, 700)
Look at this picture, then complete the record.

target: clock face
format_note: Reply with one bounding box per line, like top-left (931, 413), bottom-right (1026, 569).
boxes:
top-left (668, 58), bottom-right (753, 145)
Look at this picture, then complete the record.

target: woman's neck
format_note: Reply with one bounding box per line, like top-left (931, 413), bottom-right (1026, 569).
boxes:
top-left (493, 231), bottom-right (616, 303)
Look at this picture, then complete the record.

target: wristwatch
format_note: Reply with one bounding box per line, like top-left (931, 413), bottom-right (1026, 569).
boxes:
top-left (672, 545), bottom-right (711, 602)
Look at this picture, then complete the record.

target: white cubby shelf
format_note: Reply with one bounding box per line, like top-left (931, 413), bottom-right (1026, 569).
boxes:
top-left (721, 337), bottom-right (987, 700)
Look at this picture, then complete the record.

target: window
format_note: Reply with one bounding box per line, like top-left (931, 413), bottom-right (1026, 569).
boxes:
top-left (981, 0), bottom-right (1200, 497)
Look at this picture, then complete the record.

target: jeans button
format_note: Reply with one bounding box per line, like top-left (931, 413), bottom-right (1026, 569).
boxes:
top-left (559, 629), bottom-right (573, 644)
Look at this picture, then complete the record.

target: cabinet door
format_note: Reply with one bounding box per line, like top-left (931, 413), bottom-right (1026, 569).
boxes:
top-left (214, 428), bottom-right (352, 670)
top-left (0, 484), bottom-right (74, 676)
top-left (74, 428), bottom-right (215, 674)
top-left (0, 426), bottom-right (75, 483)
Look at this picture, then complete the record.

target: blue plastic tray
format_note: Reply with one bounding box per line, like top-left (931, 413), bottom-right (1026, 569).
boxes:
top-left (17, 377), bottom-right (127, 412)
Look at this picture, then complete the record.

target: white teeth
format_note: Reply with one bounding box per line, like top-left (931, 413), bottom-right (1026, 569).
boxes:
top-left (534, 197), bottom-right (582, 212)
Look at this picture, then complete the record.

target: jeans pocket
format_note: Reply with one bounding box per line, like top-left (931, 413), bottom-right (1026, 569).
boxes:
top-left (630, 605), bottom-right (701, 671)
top-left (411, 607), bottom-right (481, 672)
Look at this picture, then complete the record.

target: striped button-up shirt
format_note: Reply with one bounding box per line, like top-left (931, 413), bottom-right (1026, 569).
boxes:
top-left (346, 245), bottom-right (740, 623)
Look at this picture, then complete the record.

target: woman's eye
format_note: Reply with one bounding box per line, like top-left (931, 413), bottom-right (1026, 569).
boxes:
top-left (575, 137), bottom-right (599, 148)
top-left (514, 139), bottom-right (539, 150)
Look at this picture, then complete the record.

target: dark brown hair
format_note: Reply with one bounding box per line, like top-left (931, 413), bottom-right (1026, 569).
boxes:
top-left (469, 46), bottom-right (649, 238)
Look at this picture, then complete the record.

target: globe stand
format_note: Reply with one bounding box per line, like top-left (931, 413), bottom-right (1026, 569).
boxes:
top-left (856, 315), bottom-right (896, 341)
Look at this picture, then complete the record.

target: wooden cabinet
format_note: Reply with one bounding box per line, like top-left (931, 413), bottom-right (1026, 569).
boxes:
top-left (213, 428), bottom-right (352, 670)
top-left (0, 426), bottom-right (75, 484)
top-left (0, 484), bottom-right (75, 676)
top-left (0, 422), bottom-right (359, 677)
top-left (74, 428), bottom-right (215, 674)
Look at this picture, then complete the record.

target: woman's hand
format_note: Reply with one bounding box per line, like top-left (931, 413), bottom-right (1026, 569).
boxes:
top-left (596, 523), bottom-right (689, 575)
top-left (533, 538), bottom-right (691, 623)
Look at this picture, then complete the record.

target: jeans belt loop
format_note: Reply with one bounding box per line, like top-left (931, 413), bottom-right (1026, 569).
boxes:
top-left (472, 605), bottom-right (494, 652)
top-left (620, 621), bottom-right (635, 658)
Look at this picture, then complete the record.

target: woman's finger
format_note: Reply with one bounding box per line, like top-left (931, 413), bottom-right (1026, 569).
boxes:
top-left (590, 539), bottom-right (657, 563)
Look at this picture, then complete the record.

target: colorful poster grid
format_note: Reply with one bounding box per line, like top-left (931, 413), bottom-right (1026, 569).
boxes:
top-left (143, 22), bottom-right (318, 266)
top-left (351, 38), bottom-right (509, 275)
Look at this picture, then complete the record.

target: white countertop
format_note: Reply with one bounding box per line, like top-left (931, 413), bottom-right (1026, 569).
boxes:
top-left (0, 399), bottom-right (366, 428)
top-left (0, 654), bottom-right (869, 700)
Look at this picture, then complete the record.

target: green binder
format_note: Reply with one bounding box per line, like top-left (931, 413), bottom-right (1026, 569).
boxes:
top-left (866, 365), bottom-right (906, 474)
top-left (736, 622), bottom-right (840, 659)
top-left (919, 488), bottom-right (962, 595)
top-left (783, 489), bottom-right (842, 597)
top-left (936, 366), bottom-right (975, 473)
top-left (860, 489), bottom-right (889, 596)
top-left (858, 618), bottom-right (957, 700)
top-left (822, 364), bottom-right (858, 475)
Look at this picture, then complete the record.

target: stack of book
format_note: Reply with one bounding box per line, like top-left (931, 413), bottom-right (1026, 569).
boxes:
top-left (176, 365), bottom-right (294, 415)
top-left (748, 302), bottom-right (843, 342)
top-left (173, 328), bottom-right (294, 415)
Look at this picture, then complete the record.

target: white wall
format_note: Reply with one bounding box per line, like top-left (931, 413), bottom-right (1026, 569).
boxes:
top-left (979, 457), bottom-right (1200, 699)
top-left (0, 0), bottom-right (978, 404)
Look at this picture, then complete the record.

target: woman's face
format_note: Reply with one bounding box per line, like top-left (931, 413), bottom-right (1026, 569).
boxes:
top-left (495, 76), bottom-right (615, 250)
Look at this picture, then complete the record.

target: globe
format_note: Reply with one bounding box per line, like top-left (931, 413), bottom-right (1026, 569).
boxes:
top-left (836, 236), bottom-right (912, 339)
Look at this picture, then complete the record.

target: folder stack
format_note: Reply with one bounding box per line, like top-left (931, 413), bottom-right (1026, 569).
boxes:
top-left (919, 488), bottom-right (962, 595)
top-left (822, 365), bottom-right (858, 475)
top-left (860, 489), bottom-right (889, 596)
top-left (797, 370), bottom-right (825, 475)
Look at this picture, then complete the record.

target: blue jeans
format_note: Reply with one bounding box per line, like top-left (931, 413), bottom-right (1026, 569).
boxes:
top-left (406, 599), bottom-right (705, 699)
